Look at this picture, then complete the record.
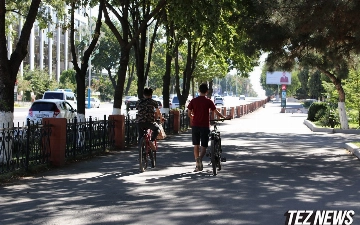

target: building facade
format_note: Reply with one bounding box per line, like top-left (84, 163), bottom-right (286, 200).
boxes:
top-left (7, 6), bottom-right (90, 82)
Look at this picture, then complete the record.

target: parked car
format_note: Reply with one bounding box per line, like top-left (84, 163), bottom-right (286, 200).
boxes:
top-left (26, 99), bottom-right (77, 124)
top-left (126, 97), bottom-right (139, 110)
top-left (170, 96), bottom-right (180, 109)
top-left (153, 98), bottom-right (163, 109)
top-left (85, 97), bottom-right (101, 108)
top-left (239, 95), bottom-right (246, 100)
top-left (214, 96), bottom-right (225, 105)
top-left (42, 90), bottom-right (77, 110)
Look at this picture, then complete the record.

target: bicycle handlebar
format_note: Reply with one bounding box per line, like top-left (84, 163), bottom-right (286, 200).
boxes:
top-left (210, 118), bottom-right (231, 122)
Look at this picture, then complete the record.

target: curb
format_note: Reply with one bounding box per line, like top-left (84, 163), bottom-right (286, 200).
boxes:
top-left (344, 143), bottom-right (360, 160)
top-left (303, 120), bottom-right (334, 133)
top-left (303, 119), bottom-right (360, 134)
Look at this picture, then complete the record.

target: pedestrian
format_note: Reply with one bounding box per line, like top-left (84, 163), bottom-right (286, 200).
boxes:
top-left (187, 83), bottom-right (228, 172)
top-left (136, 87), bottom-right (164, 150)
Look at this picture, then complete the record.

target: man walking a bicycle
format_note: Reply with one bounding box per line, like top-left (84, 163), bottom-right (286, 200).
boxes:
top-left (136, 87), bottom-right (164, 151)
top-left (187, 83), bottom-right (230, 172)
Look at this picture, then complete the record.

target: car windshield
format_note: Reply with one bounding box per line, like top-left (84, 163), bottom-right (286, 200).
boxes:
top-left (31, 102), bottom-right (57, 111)
top-left (43, 93), bottom-right (64, 99)
top-left (215, 97), bottom-right (223, 100)
top-left (172, 97), bottom-right (179, 103)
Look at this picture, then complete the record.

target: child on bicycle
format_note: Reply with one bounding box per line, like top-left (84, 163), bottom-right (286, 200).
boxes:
top-left (136, 87), bottom-right (164, 150)
top-left (187, 83), bottom-right (228, 172)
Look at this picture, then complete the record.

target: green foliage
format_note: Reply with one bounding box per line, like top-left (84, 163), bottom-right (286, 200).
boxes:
top-left (318, 108), bottom-right (339, 128)
top-left (59, 69), bottom-right (77, 92)
top-left (308, 70), bottom-right (325, 99)
top-left (307, 102), bottom-right (328, 122)
top-left (21, 67), bottom-right (58, 99)
top-left (344, 64), bottom-right (360, 126)
top-left (91, 75), bottom-right (114, 101)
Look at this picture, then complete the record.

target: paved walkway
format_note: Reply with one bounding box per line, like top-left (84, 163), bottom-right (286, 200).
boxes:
top-left (1, 102), bottom-right (360, 225)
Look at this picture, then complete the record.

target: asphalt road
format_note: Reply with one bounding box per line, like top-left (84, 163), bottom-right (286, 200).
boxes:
top-left (3, 101), bottom-right (360, 225)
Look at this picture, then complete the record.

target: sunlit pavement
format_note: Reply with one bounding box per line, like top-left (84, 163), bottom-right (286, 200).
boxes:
top-left (3, 101), bottom-right (360, 225)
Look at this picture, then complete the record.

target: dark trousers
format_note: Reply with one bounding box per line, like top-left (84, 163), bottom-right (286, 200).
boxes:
top-left (138, 122), bottom-right (160, 142)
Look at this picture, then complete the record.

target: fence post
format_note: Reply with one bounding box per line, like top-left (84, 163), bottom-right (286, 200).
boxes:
top-left (173, 110), bottom-right (180, 134)
top-left (43, 118), bottom-right (67, 166)
top-left (109, 115), bottom-right (125, 150)
top-left (230, 107), bottom-right (235, 119)
top-left (236, 106), bottom-right (241, 118)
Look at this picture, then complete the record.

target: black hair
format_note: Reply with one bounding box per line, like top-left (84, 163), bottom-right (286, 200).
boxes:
top-left (143, 87), bottom-right (153, 96)
top-left (199, 83), bottom-right (209, 94)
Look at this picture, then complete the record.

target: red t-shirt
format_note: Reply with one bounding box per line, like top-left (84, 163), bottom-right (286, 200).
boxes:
top-left (187, 96), bottom-right (216, 127)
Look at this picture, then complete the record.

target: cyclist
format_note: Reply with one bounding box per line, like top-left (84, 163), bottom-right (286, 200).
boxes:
top-left (187, 83), bottom-right (228, 172)
top-left (136, 87), bottom-right (164, 150)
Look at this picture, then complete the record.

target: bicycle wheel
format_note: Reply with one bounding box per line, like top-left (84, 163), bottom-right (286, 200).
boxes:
top-left (210, 140), bottom-right (217, 176)
top-left (151, 141), bottom-right (157, 168)
top-left (139, 137), bottom-right (148, 172)
top-left (216, 138), bottom-right (221, 171)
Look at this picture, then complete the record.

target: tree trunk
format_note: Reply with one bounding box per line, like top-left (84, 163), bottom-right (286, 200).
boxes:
top-left (208, 80), bottom-right (213, 98)
top-left (0, 0), bottom-right (41, 163)
top-left (113, 48), bottom-right (130, 114)
top-left (162, 52), bottom-right (172, 114)
top-left (124, 63), bottom-right (135, 96)
top-left (70, 0), bottom-right (103, 119)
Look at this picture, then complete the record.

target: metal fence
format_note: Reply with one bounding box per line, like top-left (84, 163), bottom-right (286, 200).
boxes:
top-left (0, 121), bottom-right (52, 174)
top-left (66, 116), bottom-right (115, 159)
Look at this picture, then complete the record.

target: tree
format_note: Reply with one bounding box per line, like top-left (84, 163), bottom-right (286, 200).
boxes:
top-left (70, 0), bottom-right (104, 121)
top-left (59, 69), bottom-right (76, 92)
top-left (0, 0), bottom-right (43, 127)
top-left (308, 70), bottom-right (325, 100)
top-left (244, 0), bottom-right (360, 129)
top-left (102, 0), bottom-right (166, 114)
top-left (22, 66), bottom-right (58, 99)
top-left (296, 68), bottom-right (310, 99)
top-left (91, 22), bottom-right (121, 90)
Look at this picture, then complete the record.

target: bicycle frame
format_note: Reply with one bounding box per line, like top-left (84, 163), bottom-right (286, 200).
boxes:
top-left (208, 119), bottom-right (229, 175)
top-left (139, 128), bottom-right (157, 172)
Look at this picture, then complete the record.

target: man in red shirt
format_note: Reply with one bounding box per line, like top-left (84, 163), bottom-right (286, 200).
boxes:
top-left (187, 83), bottom-right (228, 172)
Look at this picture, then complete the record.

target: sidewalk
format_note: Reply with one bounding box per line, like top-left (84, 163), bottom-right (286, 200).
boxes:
top-left (1, 102), bottom-right (360, 225)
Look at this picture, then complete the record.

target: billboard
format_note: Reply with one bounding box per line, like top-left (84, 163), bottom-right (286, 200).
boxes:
top-left (266, 71), bottom-right (291, 85)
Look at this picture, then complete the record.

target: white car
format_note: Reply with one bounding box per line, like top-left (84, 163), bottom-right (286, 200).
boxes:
top-left (26, 99), bottom-right (77, 124)
top-left (239, 95), bottom-right (246, 100)
top-left (85, 97), bottom-right (101, 108)
top-left (42, 90), bottom-right (77, 110)
top-left (214, 96), bottom-right (225, 105)
top-left (170, 96), bottom-right (180, 109)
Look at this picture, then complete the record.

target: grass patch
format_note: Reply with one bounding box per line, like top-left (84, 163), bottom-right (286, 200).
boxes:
top-left (313, 121), bottom-right (360, 129)
top-left (352, 142), bottom-right (360, 148)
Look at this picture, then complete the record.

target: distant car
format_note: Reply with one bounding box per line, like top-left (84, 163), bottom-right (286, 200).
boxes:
top-left (152, 98), bottom-right (163, 109)
top-left (42, 90), bottom-right (77, 110)
top-left (85, 97), bottom-right (101, 108)
top-left (239, 95), bottom-right (246, 100)
top-left (170, 96), bottom-right (180, 109)
top-left (214, 96), bottom-right (225, 105)
top-left (152, 95), bottom-right (159, 99)
top-left (126, 97), bottom-right (139, 110)
top-left (26, 99), bottom-right (77, 124)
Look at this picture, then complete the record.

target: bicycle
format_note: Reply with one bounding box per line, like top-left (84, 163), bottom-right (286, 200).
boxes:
top-left (138, 128), bottom-right (157, 172)
top-left (207, 118), bottom-right (230, 176)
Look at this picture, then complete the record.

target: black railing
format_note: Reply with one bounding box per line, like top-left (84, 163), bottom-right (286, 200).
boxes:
top-left (125, 114), bottom-right (138, 147)
top-left (0, 121), bottom-right (52, 174)
top-left (66, 116), bottom-right (115, 159)
top-left (179, 109), bottom-right (190, 131)
top-left (163, 112), bottom-right (174, 134)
